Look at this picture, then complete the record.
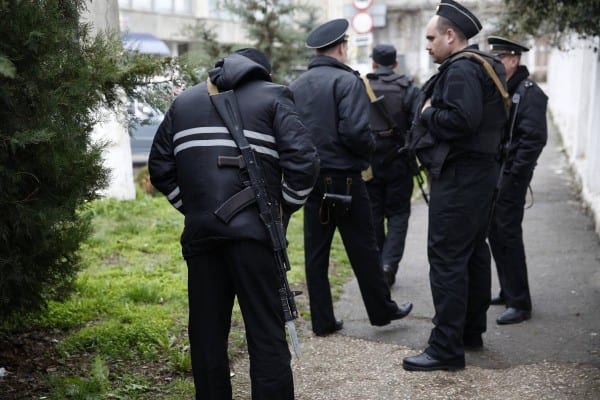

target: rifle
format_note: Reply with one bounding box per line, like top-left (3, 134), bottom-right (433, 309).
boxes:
top-left (487, 91), bottom-right (521, 230)
top-left (363, 76), bottom-right (429, 204)
top-left (398, 145), bottom-right (429, 204)
top-left (362, 76), bottom-right (398, 136)
top-left (208, 82), bottom-right (301, 358)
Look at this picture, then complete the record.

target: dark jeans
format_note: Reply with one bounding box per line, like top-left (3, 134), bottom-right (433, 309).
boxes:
top-left (186, 240), bottom-right (293, 400)
top-left (426, 157), bottom-right (498, 362)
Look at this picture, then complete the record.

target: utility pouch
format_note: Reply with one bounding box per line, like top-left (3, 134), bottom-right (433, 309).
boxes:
top-left (322, 193), bottom-right (352, 208)
top-left (319, 177), bottom-right (353, 223)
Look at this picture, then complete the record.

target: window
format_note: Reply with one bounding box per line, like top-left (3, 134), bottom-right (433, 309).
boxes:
top-left (174, 0), bottom-right (192, 13)
top-left (177, 42), bottom-right (190, 55)
top-left (119, 0), bottom-right (192, 14)
top-left (155, 0), bottom-right (173, 13)
top-left (131, 0), bottom-right (151, 10)
top-left (209, 0), bottom-right (234, 19)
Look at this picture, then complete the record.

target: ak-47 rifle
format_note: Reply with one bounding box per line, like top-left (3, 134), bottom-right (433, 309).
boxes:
top-left (363, 76), bottom-right (429, 202)
top-left (208, 81), bottom-right (301, 358)
top-left (487, 91), bottom-right (522, 231)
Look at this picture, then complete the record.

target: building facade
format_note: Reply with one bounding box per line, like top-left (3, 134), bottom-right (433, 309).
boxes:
top-left (117, 1), bottom-right (548, 78)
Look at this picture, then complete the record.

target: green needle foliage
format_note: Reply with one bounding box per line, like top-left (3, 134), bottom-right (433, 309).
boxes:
top-left (499, 0), bottom-right (600, 43)
top-left (0, 0), bottom-right (172, 319)
top-left (178, 1), bottom-right (318, 84)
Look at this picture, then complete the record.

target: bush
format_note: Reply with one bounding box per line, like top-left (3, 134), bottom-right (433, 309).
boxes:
top-left (0, 1), bottom-right (170, 320)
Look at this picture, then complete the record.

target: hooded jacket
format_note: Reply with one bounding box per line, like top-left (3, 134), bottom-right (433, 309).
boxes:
top-left (149, 53), bottom-right (319, 257)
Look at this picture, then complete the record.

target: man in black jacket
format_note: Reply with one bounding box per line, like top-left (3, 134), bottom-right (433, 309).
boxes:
top-left (402, 0), bottom-right (508, 372)
top-left (149, 48), bottom-right (319, 400)
top-left (290, 19), bottom-right (413, 337)
top-left (365, 44), bottom-right (420, 287)
top-left (487, 36), bottom-right (548, 325)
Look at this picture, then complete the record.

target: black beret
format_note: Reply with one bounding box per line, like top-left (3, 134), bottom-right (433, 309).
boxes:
top-left (371, 44), bottom-right (397, 66)
top-left (436, 0), bottom-right (482, 40)
top-left (487, 36), bottom-right (530, 55)
top-left (306, 18), bottom-right (349, 49)
top-left (235, 48), bottom-right (272, 73)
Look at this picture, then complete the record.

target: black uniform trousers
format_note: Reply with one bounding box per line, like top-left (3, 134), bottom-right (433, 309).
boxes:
top-left (366, 140), bottom-right (414, 274)
top-left (304, 172), bottom-right (398, 334)
top-left (425, 156), bottom-right (498, 363)
top-left (186, 240), bottom-right (293, 400)
top-left (488, 170), bottom-right (534, 311)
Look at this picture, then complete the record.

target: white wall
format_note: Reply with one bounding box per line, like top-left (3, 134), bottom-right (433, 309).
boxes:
top-left (84, 0), bottom-right (136, 200)
top-left (546, 36), bottom-right (600, 235)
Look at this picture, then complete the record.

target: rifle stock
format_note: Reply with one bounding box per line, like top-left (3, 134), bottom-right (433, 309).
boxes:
top-left (209, 89), bottom-right (301, 358)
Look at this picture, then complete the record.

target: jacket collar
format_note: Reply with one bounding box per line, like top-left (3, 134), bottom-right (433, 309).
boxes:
top-left (308, 55), bottom-right (357, 75)
top-left (373, 65), bottom-right (395, 75)
top-left (507, 65), bottom-right (530, 94)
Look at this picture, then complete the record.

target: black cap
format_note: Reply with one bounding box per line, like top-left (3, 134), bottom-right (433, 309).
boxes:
top-left (235, 48), bottom-right (272, 73)
top-left (371, 44), bottom-right (397, 66)
top-left (436, 0), bottom-right (482, 39)
top-left (487, 36), bottom-right (530, 55)
top-left (306, 18), bottom-right (349, 49)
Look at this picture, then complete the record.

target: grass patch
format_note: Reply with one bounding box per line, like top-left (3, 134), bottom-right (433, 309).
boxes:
top-left (48, 356), bottom-right (110, 399)
top-left (4, 192), bottom-right (353, 398)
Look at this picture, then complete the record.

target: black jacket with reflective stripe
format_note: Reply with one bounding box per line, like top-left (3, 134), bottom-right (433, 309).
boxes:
top-left (149, 54), bottom-right (319, 257)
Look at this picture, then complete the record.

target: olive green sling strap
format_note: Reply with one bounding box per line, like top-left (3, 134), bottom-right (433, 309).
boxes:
top-left (451, 51), bottom-right (511, 110)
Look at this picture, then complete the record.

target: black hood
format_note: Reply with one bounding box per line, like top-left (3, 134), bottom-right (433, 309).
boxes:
top-left (208, 53), bottom-right (272, 91)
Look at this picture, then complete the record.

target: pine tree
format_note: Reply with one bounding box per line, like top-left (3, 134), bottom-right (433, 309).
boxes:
top-left (222, 0), bottom-right (318, 83)
top-left (0, 0), bottom-right (168, 320)
top-left (499, 0), bottom-right (600, 43)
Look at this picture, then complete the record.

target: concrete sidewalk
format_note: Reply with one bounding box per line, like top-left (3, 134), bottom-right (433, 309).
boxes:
top-left (231, 123), bottom-right (599, 399)
top-left (336, 122), bottom-right (600, 369)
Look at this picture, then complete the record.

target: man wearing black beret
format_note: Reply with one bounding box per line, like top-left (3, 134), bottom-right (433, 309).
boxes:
top-left (487, 36), bottom-right (548, 325)
top-left (290, 19), bottom-right (413, 337)
top-left (364, 44), bottom-right (420, 288)
top-left (403, 0), bottom-right (508, 371)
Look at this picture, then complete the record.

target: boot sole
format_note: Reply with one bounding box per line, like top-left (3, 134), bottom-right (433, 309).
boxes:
top-left (402, 363), bottom-right (465, 372)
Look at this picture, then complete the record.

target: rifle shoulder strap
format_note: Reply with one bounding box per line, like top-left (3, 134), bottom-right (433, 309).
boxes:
top-left (362, 75), bottom-right (397, 132)
top-left (452, 51), bottom-right (511, 110)
top-left (207, 81), bottom-right (279, 225)
top-left (362, 75), bottom-right (378, 102)
top-left (207, 81), bottom-right (252, 152)
top-left (207, 77), bottom-right (219, 95)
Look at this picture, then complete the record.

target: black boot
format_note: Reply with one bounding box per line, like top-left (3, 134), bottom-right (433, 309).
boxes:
top-left (382, 264), bottom-right (396, 287)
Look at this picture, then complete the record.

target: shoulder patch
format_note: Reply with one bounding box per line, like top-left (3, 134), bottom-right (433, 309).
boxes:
top-left (524, 80), bottom-right (534, 88)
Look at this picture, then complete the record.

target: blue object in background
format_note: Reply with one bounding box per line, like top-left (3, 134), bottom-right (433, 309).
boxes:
top-left (122, 33), bottom-right (169, 165)
top-left (123, 32), bottom-right (171, 56)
